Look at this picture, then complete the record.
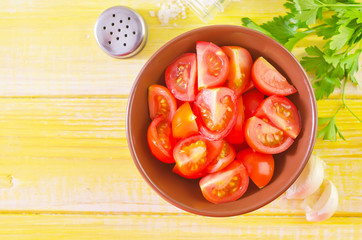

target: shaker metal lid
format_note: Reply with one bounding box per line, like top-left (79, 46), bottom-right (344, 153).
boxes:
top-left (94, 6), bottom-right (148, 58)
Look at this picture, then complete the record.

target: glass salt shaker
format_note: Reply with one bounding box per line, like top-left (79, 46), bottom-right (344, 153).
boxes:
top-left (183, 0), bottom-right (233, 23)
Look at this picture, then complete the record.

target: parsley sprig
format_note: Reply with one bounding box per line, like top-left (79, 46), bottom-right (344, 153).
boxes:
top-left (242, 0), bottom-right (362, 141)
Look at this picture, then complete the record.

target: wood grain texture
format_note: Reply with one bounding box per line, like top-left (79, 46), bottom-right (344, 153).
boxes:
top-left (0, 214), bottom-right (361, 240)
top-left (0, 0), bottom-right (361, 238)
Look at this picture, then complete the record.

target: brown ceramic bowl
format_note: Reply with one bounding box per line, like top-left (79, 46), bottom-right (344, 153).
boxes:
top-left (126, 25), bottom-right (317, 217)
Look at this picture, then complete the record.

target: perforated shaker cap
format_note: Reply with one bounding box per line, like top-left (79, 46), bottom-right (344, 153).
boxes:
top-left (94, 6), bottom-right (148, 58)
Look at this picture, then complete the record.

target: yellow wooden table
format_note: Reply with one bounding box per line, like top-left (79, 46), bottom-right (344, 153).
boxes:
top-left (0, 0), bottom-right (361, 239)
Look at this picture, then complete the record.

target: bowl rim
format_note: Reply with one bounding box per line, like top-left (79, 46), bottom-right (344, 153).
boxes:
top-left (126, 25), bottom-right (317, 217)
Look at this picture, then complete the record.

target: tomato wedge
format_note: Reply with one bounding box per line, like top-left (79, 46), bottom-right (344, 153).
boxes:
top-left (225, 97), bottom-right (245, 144)
top-left (196, 41), bottom-right (229, 90)
top-left (242, 88), bottom-right (265, 120)
top-left (147, 115), bottom-right (175, 163)
top-left (254, 95), bottom-right (301, 139)
top-left (251, 57), bottom-right (297, 96)
top-left (148, 84), bottom-right (177, 122)
top-left (200, 159), bottom-right (249, 204)
top-left (221, 46), bottom-right (253, 96)
top-left (172, 102), bottom-right (199, 139)
top-left (173, 135), bottom-right (222, 178)
top-left (236, 148), bottom-right (274, 188)
top-left (172, 164), bottom-right (206, 179)
top-left (165, 53), bottom-right (197, 101)
top-left (244, 116), bottom-right (294, 154)
top-left (194, 87), bottom-right (237, 141)
top-left (205, 140), bottom-right (235, 173)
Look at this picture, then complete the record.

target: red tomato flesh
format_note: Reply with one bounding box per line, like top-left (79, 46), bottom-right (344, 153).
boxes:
top-left (244, 116), bottom-right (294, 154)
top-left (221, 46), bottom-right (253, 96)
top-left (196, 41), bottom-right (229, 90)
top-left (254, 95), bottom-right (301, 139)
top-left (194, 87), bottom-right (237, 141)
top-left (172, 164), bottom-right (206, 179)
top-left (172, 102), bottom-right (199, 139)
top-left (173, 135), bottom-right (222, 178)
top-left (236, 148), bottom-right (274, 188)
top-left (147, 115), bottom-right (175, 163)
top-left (225, 97), bottom-right (245, 144)
top-left (148, 84), bottom-right (177, 122)
top-left (242, 88), bottom-right (265, 120)
top-left (251, 57), bottom-right (297, 96)
top-left (165, 53), bottom-right (197, 101)
top-left (205, 140), bottom-right (235, 173)
top-left (200, 159), bottom-right (249, 204)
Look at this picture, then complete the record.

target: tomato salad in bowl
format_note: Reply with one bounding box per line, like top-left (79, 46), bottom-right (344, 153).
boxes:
top-left (147, 41), bottom-right (301, 204)
top-left (126, 25), bottom-right (317, 217)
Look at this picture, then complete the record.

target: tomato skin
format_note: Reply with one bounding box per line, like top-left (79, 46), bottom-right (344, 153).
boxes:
top-left (236, 148), bottom-right (274, 188)
top-left (172, 164), bottom-right (206, 179)
top-left (196, 41), bottom-right (229, 90)
top-left (221, 46), bottom-right (253, 97)
top-left (165, 53), bottom-right (197, 101)
top-left (194, 87), bottom-right (238, 141)
top-left (148, 84), bottom-right (177, 122)
top-left (251, 57), bottom-right (297, 96)
top-left (243, 80), bottom-right (254, 93)
top-left (172, 102), bottom-right (199, 139)
top-left (242, 88), bottom-right (265, 120)
top-left (225, 97), bottom-right (245, 144)
top-left (244, 116), bottom-right (294, 154)
top-left (173, 135), bottom-right (222, 178)
top-left (147, 116), bottom-right (175, 163)
top-left (205, 140), bottom-right (235, 173)
top-left (200, 159), bottom-right (249, 204)
top-left (254, 95), bottom-right (301, 139)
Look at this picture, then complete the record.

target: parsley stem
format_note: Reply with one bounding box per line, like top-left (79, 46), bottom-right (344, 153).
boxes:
top-left (342, 78), bottom-right (362, 123)
top-left (307, 24), bottom-right (327, 31)
top-left (333, 104), bottom-right (343, 118)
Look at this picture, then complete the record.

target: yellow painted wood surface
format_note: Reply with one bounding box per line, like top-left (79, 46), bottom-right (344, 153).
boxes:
top-left (0, 0), bottom-right (361, 239)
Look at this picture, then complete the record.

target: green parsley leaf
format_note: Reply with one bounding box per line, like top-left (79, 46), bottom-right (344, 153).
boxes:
top-left (330, 24), bottom-right (355, 50)
top-left (242, 0), bottom-right (362, 141)
top-left (317, 116), bottom-right (344, 141)
top-left (241, 18), bottom-right (275, 38)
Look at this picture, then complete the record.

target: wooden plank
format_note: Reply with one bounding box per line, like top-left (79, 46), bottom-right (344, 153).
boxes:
top-left (0, 0), bottom-right (360, 97)
top-left (0, 98), bottom-right (360, 215)
top-left (0, 213), bottom-right (360, 240)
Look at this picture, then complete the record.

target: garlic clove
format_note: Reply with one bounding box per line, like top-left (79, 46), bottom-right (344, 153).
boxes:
top-left (286, 155), bottom-right (325, 199)
top-left (303, 179), bottom-right (339, 222)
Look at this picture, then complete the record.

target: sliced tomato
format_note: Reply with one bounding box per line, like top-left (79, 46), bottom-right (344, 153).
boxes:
top-left (148, 84), bottom-right (177, 122)
top-left (242, 88), bottom-right (265, 120)
top-left (165, 53), bottom-right (197, 101)
top-left (147, 115), bottom-right (175, 163)
top-left (206, 139), bottom-right (224, 162)
top-left (236, 148), bottom-right (274, 188)
top-left (225, 97), bottom-right (244, 144)
top-left (199, 159), bottom-right (249, 204)
top-left (196, 41), bottom-right (229, 90)
top-left (172, 102), bottom-right (199, 139)
top-left (205, 140), bottom-right (235, 173)
top-left (173, 135), bottom-right (222, 178)
top-left (251, 57), bottom-right (297, 96)
top-left (243, 80), bottom-right (254, 93)
top-left (244, 116), bottom-right (294, 154)
top-left (194, 87), bottom-right (237, 141)
top-left (254, 95), bottom-right (301, 139)
top-left (221, 46), bottom-right (253, 96)
top-left (172, 164), bottom-right (206, 179)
